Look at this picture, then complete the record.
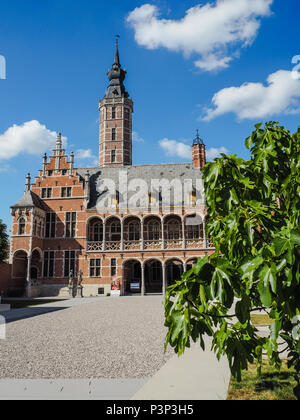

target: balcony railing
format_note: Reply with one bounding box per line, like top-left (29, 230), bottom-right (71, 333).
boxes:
top-left (87, 241), bottom-right (103, 252)
top-left (123, 240), bottom-right (141, 250)
top-left (87, 237), bottom-right (214, 252)
top-left (164, 239), bottom-right (183, 249)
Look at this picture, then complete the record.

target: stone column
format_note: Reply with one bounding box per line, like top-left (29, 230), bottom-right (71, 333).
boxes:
top-left (141, 262), bottom-right (145, 296)
top-left (203, 218), bottom-right (207, 249)
top-left (141, 219), bottom-right (144, 251)
top-left (182, 217), bottom-right (186, 250)
top-left (121, 218), bottom-right (124, 251)
top-left (103, 220), bottom-right (106, 251)
top-left (162, 262), bottom-right (166, 295)
top-left (161, 218), bottom-right (165, 250)
top-left (26, 255), bottom-right (32, 298)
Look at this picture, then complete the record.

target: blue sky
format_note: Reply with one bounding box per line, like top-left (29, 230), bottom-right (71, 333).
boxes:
top-left (0, 0), bottom-right (300, 229)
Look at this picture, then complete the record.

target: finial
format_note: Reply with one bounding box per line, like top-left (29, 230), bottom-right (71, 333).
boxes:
top-left (114, 35), bottom-right (121, 67)
top-left (193, 129), bottom-right (204, 145)
top-left (56, 132), bottom-right (62, 150)
top-left (25, 173), bottom-right (31, 192)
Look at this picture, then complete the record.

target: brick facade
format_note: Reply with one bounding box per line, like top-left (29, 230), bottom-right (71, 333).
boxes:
top-left (8, 45), bottom-right (212, 298)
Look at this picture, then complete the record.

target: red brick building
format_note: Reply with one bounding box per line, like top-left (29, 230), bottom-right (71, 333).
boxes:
top-left (8, 43), bottom-right (213, 298)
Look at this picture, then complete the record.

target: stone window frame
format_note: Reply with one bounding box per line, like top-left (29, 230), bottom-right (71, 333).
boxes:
top-left (89, 258), bottom-right (101, 278)
top-left (64, 250), bottom-right (76, 278)
top-left (61, 186), bottom-right (72, 198)
top-left (65, 212), bottom-right (76, 238)
top-left (45, 212), bottom-right (56, 238)
top-left (111, 258), bottom-right (117, 277)
top-left (18, 216), bottom-right (26, 236)
top-left (111, 106), bottom-right (116, 119)
top-left (41, 188), bottom-right (52, 199)
top-left (43, 250), bottom-right (55, 278)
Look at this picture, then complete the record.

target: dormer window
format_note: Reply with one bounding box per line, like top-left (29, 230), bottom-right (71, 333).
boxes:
top-left (18, 217), bottom-right (26, 235)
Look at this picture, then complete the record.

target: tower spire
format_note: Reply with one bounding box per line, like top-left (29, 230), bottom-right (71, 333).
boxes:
top-left (192, 130), bottom-right (206, 170)
top-left (114, 35), bottom-right (120, 67)
top-left (99, 38), bottom-right (134, 167)
top-left (105, 36), bottom-right (129, 99)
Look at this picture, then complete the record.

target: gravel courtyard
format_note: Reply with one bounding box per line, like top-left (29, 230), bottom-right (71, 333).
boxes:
top-left (0, 296), bottom-right (174, 379)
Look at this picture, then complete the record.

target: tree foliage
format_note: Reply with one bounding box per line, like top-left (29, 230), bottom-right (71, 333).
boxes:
top-left (164, 122), bottom-right (300, 398)
top-left (0, 218), bottom-right (9, 263)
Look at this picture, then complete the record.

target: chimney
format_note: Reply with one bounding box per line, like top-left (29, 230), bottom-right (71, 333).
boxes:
top-left (192, 130), bottom-right (206, 170)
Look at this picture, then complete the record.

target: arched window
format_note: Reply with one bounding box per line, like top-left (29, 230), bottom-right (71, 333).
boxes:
top-left (167, 219), bottom-right (180, 240)
top-left (147, 221), bottom-right (160, 240)
top-left (89, 221), bottom-right (103, 241)
top-left (18, 217), bottom-right (26, 235)
top-left (128, 221), bottom-right (140, 241)
top-left (109, 221), bottom-right (121, 241)
top-left (186, 224), bottom-right (203, 240)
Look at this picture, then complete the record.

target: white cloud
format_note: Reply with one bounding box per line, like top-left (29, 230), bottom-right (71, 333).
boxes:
top-left (159, 138), bottom-right (228, 161)
top-left (203, 70), bottom-right (300, 121)
top-left (159, 138), bottom-right (192, 159)
top-left (132, 131), bottom-right (145, 143)
top-left (75, 149), bottom-right (98, 166)
top-left (0, 120), bottom-right (67, 160)
top-left (127, 0), bottom-right (273, 71)
top-left (206, 146), bottom-right (229, 160)
top-left (194, 54), bottom-right (233, 72)
top-left (75, 149), bottom-right (94, 159)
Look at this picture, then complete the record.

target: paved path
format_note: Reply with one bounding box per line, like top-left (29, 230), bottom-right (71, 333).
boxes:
top-left (0, 296), bottom-right (232, 400)
top-left (132, 339), bottom-right (231, 401)
top-left (0, 296), bottom-right (173, 379)
top-left (0, 378), bottom-right (148, 400)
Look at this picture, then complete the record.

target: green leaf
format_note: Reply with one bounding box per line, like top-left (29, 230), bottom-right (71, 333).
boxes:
top-left (193, 255), bottom-right (209, 275)
top-left (240, 256), bottom-right (264, 275)
top-left (257, 279), bottom-right (272, 307)
top-left (273, 238), bottom-right (289, 256)
top-left (291, 231), bottom-right (300, 245)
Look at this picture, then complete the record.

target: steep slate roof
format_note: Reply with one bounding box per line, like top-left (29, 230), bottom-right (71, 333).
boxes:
top-left (76, 163), bottom-right (203, 209)
top-left (11, 190), bottom-right (46, 210)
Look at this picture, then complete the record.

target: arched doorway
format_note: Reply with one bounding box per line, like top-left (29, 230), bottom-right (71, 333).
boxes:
top-left (166, 259), bottom-right (184, 287)
top-left (12, 250), bottom-right (28, 296)
top-left (31, 249), bottom-right (42, 285)
top-left (186, 258), bottom-right (198, 271)
top-left (123, 260), bottom-right (141, 295)
top-left (145, 259), bottom-right (162, 293)
top-left (30, 267), bottom-right (38, 280)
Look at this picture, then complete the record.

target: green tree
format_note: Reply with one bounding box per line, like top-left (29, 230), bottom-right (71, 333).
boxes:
top-left (0, 218), bottom-right (9, 263)
top-left (164, 122), bottom-right (300, 398)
